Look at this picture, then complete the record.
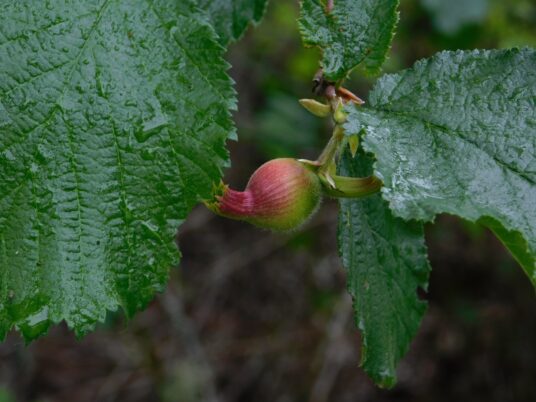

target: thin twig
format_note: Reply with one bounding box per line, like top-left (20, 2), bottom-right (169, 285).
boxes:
top-left (309, 295), bottom-right (353, 402)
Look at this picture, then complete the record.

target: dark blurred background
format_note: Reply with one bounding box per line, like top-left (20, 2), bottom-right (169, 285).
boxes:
top-left (1, 1), bottom-right (535, 401)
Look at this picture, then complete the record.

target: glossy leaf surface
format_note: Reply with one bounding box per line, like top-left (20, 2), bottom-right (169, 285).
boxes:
top-left (299, 0), bottom-right (399, 80)
top-left (0, 0), bottom-right (235, 339)
top-left (338, 150), bottom-right (431, 388)
top-left (345, 48), bottom-right (536, 287)
top-left (198, 0), bottom-right (268, 45)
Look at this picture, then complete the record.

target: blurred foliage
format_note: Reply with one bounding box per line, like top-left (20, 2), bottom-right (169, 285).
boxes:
top-left (487, 0), bottom-right (536, 48)
top-left (161, 360), bottom-right (210, 402)
top-left (241, 93), bottom-right (321, 158)
top-left (421, 0), bottom-right (489, 35)
top-left (394, 0), bottom-right (536, 65)
top-left (228, 1), bottom-right (323, 162)
top-left (0, 388), bottom-right (15, 402)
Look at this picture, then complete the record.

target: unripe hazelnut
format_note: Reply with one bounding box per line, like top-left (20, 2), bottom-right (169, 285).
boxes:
top-left (208, 158), bottom-right (322, 231)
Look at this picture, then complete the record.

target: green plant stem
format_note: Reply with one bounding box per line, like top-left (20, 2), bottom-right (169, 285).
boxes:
top-left (317, 125), bottom-right (344, 171)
